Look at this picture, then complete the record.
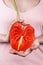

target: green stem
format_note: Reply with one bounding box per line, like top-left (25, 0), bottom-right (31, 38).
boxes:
top-left (14, 0), bottom-right (20, 20)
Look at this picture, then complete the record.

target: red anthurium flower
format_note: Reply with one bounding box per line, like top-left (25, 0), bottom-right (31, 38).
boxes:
top-left (10, 21), bottom-right (35, 51)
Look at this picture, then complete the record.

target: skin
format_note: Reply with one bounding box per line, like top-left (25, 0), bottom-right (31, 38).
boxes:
top-left (0, 34), bottom-right (9, 42)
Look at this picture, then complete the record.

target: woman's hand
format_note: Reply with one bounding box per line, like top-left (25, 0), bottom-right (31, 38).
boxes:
top-left (0, 33), bottom-right (9, 42)
top-left (10, 39), bottom-right (39, 57)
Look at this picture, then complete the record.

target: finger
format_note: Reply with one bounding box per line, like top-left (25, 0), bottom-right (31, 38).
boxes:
top-left (9, 48), bottom-right (16, 54)
top-left (31, 39), bottom-right (40, 50)
top-left (17, 48), bottom-right (30, 57)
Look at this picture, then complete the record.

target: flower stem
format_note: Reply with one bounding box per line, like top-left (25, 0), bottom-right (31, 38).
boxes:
top-left (14, 0), bottom-right (20, 20)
